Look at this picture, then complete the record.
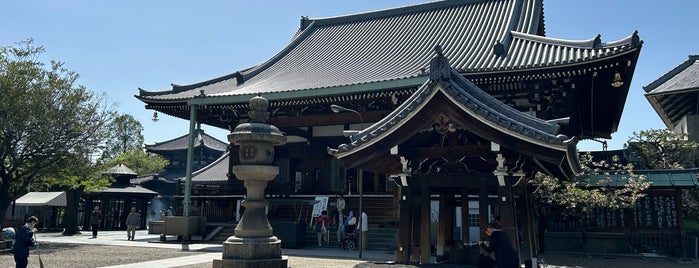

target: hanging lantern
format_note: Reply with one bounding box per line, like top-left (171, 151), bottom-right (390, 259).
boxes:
top-left (611, 71), bottom-right (624, 87)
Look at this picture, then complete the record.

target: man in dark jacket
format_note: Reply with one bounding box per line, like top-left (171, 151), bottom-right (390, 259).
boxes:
top-left (125, 207), bottom-right (140, 240)
top-left (480, 222), bottom-right (519, 268)
top-left (90, 206), bottom-right (102, 238)
top-left (12, 216), bottom-right (38, 268)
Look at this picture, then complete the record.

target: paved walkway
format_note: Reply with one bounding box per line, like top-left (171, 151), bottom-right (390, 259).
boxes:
top-left (34, 230), bottom-right (395, 268)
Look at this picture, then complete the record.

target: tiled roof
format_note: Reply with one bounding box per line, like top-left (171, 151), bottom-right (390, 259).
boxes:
top-left (190, 152), bottom-right (230, 183)
top-left (14, 192), bottom-right (66, 207)
top-left (644, 55), bottom-right (699, 95)
top-left (643, 55), bottom-right (699, 128)
top-left (329, 50), bottom-right (580, 178)
top-left (101, 185), bottom-right (158, 195)
top-left (137, 0), bottom-right (640, 103)
top-left (144, 129), bottom-right (228, 152)
top-left (584, 168), bottom-right (699, 188)
top-left (104, 164), bottom-right (137, 176)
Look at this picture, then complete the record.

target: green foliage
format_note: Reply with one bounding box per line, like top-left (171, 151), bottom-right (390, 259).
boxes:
top-left (625, 129), bottom-right (699, 169)
top-left (685, 219), bottom-right (699, 235)
top-left (626, 129), bottom-right (699, 219)
top-left (100, 114), bottom-right (144, 161)
top-left (0, 39), bottom-right (115, 225)
top-left (101, 147), bottom-right (168, 176)
top-left (530, 153), bottom-right (651, 216)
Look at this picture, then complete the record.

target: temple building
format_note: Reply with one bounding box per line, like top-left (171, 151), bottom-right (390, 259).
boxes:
top-left (136, 0), bottom-right (642, 264)
top-left (135, 127), bottom-right (228, 221)
top-left (82, 164), bottom-right (157, 230)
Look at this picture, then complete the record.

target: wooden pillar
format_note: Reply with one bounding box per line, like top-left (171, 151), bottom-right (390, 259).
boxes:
top-left (396, 185), bottom-right (412, 263)
top-left (478, 178), bottom-right (490, 241)
top-left (436, 194), bottom-right (451, 257)
top-left (677, 190), bottom-right (688, 260)
top-left (419, 178), bottom-right (431, 263)
top-left (519, 183), bottom-right (536, 264)
top-left (461, 188), bottom-right (470, 242)
top-left (497, 178), bottom-right (518, 247)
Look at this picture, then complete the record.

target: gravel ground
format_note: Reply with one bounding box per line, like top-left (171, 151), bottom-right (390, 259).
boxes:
top-left (1, 242), bottom-right (696, 268)
top-left (0, 242), bottom-right (200, 268)
top-left (0, 242), bottom-right (367, 268)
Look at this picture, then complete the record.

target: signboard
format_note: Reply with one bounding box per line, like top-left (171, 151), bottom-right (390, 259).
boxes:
top-left (311, 196), bottom-right (329, 217)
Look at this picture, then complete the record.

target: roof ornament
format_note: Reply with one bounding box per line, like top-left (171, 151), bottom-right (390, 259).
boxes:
top-left (593, 34), bottom-right (602, 49)
top-left (631, 30), bottom-right (642, 46)
top-left (430, 45), bottom-right (450, 81)
top-left (493, 41), bottom-right (506, 57)
top-left (235, 71), bottom-right (245, 84)
top-left (300, 16), bottom-right (312, 31)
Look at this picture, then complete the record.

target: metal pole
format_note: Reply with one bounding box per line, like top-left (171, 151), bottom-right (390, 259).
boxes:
top-left (358, 168), bottom-right (363, 258)
top-left (183, 104), bottom-right (197, 217)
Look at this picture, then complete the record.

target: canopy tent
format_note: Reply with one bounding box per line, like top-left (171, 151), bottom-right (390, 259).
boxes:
top-left (14, 192), bottom-right (66, 207)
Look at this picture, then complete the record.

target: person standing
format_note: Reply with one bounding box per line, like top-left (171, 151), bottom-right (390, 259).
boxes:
top-left (480, 222), bottom-right (519, 268)
top-left (90, 206), bottom-right (102, 238)
top-left (335, 194), bottom-right (346, 243)
top-left (360, 211), bottom-right (368, 250)
top-left (315, 210), bottom-right (331, 246)
top-left (126, 207), bottom-right (140, 241)
top-left (12, 216), bottom-right (38, 268)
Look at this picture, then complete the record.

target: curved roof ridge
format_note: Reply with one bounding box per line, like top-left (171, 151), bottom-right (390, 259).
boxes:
top-left (644, 54), bottom-right (699, 93)
top-left (137, 67), bottom-right (257, 97)
top-left (145, 129), bottom-right (228, 152)
top-left (334, 67), bottom-right (569, 155)
top-left (447, 69), bottom-right (560, 136)
top-left (491, 30), bottom-right (641, 70)
top-left (308, 0), bottom-right (481, 26)
top-left (511, 31), bottom-right (601, 48)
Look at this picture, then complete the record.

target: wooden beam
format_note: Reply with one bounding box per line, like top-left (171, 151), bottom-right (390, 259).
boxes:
top-left (405, 145), bottom-right (495, 160)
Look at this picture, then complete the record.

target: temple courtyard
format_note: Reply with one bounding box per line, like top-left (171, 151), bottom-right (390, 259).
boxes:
top-left (0, 230), bottom-right (695, 267)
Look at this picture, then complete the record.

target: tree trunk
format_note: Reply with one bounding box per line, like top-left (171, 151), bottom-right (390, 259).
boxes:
top-left (0, 181), bottom-right (11, 227)
top-left (61, 188), bottom-right (84, 236)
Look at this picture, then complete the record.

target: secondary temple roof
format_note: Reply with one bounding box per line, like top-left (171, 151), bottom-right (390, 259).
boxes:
top-left (144, 128), bottom-right (228, 153)
top-left (137, 0), bottom-right (640, 104)
top-left (329, 49), bottom-right (580, 179)
top-left (644, 55), bottom-right (699, 129)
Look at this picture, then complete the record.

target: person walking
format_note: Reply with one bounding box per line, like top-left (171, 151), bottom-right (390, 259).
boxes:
top-left (12, 216), bottom-right (38, 268)
top-left (126, 207), bottom-right (140, 241)
top-left (90, 206), bottom-right (102, 238)
top-left (315, 210), bottom-right (331, 246)
top-left (480, 222), bottom-right (519, 268)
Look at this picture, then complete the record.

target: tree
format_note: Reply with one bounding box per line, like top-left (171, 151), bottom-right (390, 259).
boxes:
top-left (625, 129), bottom-right (699, 169)
top-left (102, 147), bottom-right (168, 175)
top-left (625, 129), bottom-right (699, 219)
top-left (100, 114), bottom-right (144, 160)
top-left (529, 153), bottom-right (651, 253)
top-left (530, 153), bottom-right (650, 215)
top-left (0, 39), bottom-right (115, 227)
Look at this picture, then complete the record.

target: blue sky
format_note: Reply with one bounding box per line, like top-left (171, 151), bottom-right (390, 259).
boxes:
top-left (3, 1), bottom-right (697, 151)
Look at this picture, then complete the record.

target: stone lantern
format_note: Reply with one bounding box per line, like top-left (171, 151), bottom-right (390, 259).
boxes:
top-left (213, 95), bottom-right (287, 268)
